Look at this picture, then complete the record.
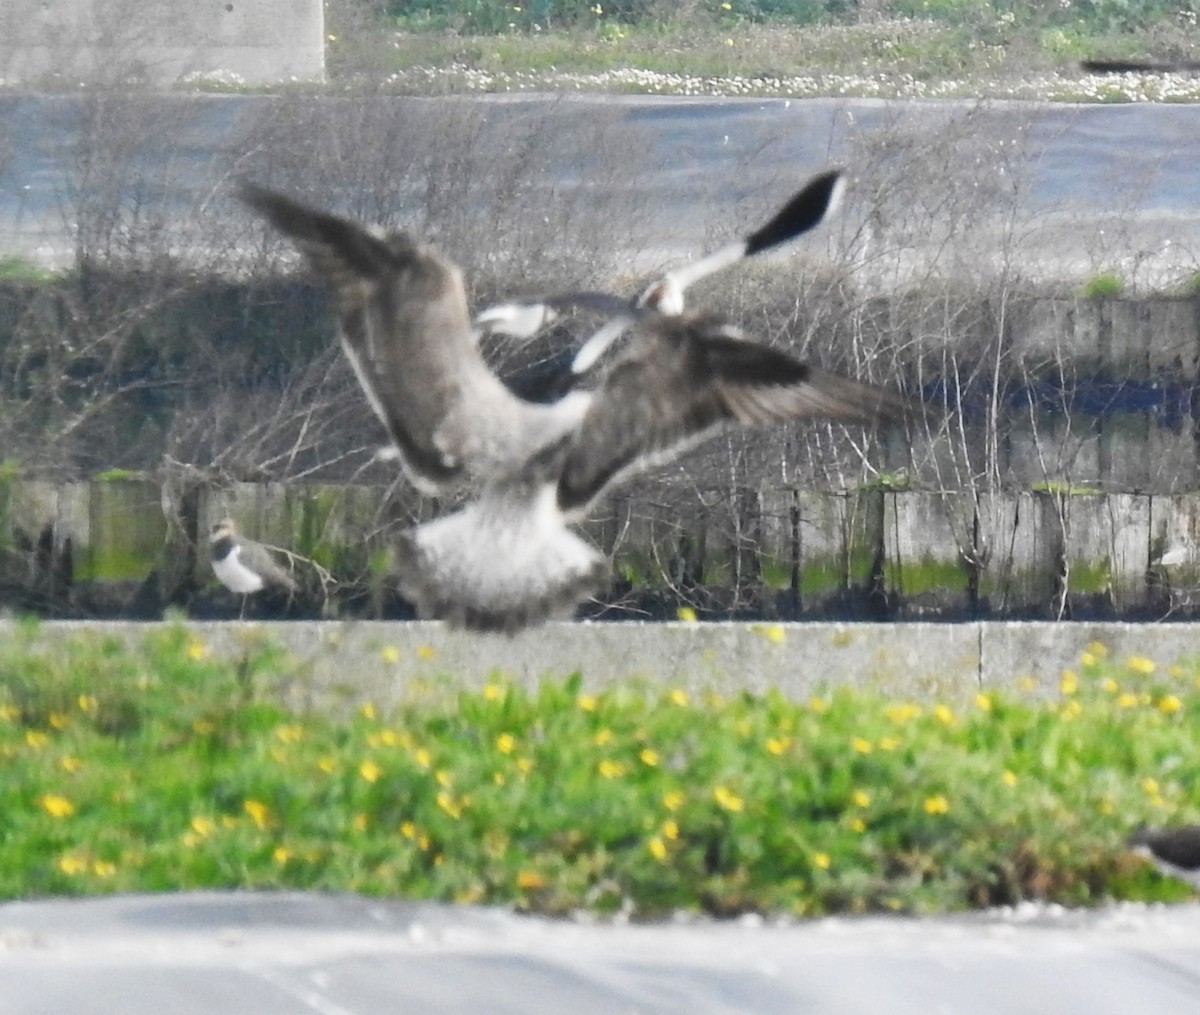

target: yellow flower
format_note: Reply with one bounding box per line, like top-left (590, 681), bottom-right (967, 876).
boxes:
top-left (1102, 677), bottom-right (1120, 693)
top-left (416, 645), bottom-right (437, 661)
top-left (1060, 699), bottom-right (1083, 719)
top-left (885, 703), bottom-right (921, 724)
top-left (813, 852), bottom-right (831, 870)
top-left (878, 736), bottom-right (901, 752)
top-left (360, 703), bottom-right (378, 721)
top-left (1117, 693), bottom-right (1139, 709)
top-left (496, 733), bottom-right (517, 754)
top-left (851, 737), bottom-right (873, 755)
top-left (0, 703), bottom-right (19, 721)
top-left (25, 730), bottom-right (48, 749)
top-left (975, 693), bottom-right (993, 712)
top-left (516, 757), bottom-right (534, 775)
top-left (360, 760), bottom-right (383, 783)
top-left (713, 786), bottom-right (744, 812)
top-left (275, 724), bottom-right (303, 744)
top-left (1127, 655), bottom-right (1156, 676)
top-left (380, 645), bottom-right (402, 665)
top-left (639, 748), bottom-right (660, 767)
top-left (1142, 778), bottom-right (1160, 797)
top-left (1087, 641), bottom-right (1109, 658)
top-left (60, 756), bottom-right (83, 773)
top-left (724, 37), bottom-right (734, 46)
top-left (190, 816), bottom-right (216, 837)
top-left (668, 688), bottom-right (689, 707)
top-left (39, 794), bottom-right (75, 818)
top-left (77, 695), bottom-right (97, 712)
top-left (400, 821), bottom-right (418, 839)
top-left (48, 712), bottom-right (69, 731)
top-left (1059, 670), bottom-right (1079, 695)
top-left (1158, 695), bottom-right (1183, 715)
top-left (934, 704), bottom-right (956, 726)
top-left (578, 694), bottom-right (598, 712)
top-left (353, 813), bottom-right (369, 831)
top-left (516, 870), bottom-right (546, 890)
top-left (436, 792), bottom-right (463, 819)
top-left (648, 837), bottom-right (668, 861)
top-left (923, 795), bottom-right (950, 815)
top-left (851, 790), bottom-right (871, 808)
top-left (663, 790), bottom-right (685, 811)
top-left (765, 736), bottom-right (791, 756)
top-left (186, 639), bottom-right (209, 661)
top-left (1097, 797), bottom-right (1115, 815)
top-left (92, 859), bottom-right (116, 878)
top-left (483, 683), bottom-right (505, 702)
top-left (243, 799), bottom-right (272, 829)
top-left (753, 623), bottom-right (786, 645)
top-left (721, 0), bottom-right (732, 7)
top-left (435, 770), bottom-right (453, 788)
top-left (598, 759), bottom-right (626, 779)
top-left (412, 747), bottom-right (433, 769)
top-left (273, 847), bottom-right (293, 864)
top-left (850, 818), bottom-right (866, 833)
top-left (1002, 770), bottom-right (1019, 787)
top-left (663, 819), bottom-right (680, 840)
top-left (317, 756), bottom-right (337, 774)
top-left (676, 606), bottom-right (698, 623)
top-left (1080, 652), bottom-right (1096, 668)
top-left (594, 729), bottom-right (614, 746)
top-left (58, 853), bottom-right (88, 876)
top-left (808, 697), bottom-right (828, 714)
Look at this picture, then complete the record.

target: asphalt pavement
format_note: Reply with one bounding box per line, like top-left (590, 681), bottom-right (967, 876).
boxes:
top-left (1, 892), bottom-right (1198, 1014)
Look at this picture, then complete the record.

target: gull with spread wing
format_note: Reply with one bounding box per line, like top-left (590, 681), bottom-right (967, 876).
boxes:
top-left (239, 173), bottom-right (913, 632)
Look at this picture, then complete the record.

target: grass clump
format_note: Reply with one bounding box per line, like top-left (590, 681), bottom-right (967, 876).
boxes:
top-left (1, 624), bottom-right (1196, 916)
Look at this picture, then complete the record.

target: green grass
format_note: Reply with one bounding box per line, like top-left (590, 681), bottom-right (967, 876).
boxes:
top-left (1, 622), bottom-right (1196, 915)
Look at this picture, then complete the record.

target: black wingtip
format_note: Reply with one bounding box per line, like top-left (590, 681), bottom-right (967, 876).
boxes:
top-left (743, 168), bottom-right (845, 258)
top-left (1080, 59), bottom-right (1200, 74)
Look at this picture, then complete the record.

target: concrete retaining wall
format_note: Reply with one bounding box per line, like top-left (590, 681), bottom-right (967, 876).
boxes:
top-left (0, 0), bottom-right (323, 86)
top-left (13, 619), bottom-right (1200, 707)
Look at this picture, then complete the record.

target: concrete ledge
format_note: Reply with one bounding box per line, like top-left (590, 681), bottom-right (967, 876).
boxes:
top-left (8, 620), bottom-right (1199, 706)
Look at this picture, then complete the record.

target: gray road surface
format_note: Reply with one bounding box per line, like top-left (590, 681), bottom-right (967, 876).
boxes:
top-left (2, 94), bottom-right (1199, 280)
top-left (1, 892), bottom-right (1199, 1014)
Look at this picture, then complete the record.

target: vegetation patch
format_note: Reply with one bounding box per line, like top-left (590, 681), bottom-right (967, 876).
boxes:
top-left (1, 623), bottom-right (1195, 914)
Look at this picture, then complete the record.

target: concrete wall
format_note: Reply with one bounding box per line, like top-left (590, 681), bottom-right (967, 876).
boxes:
top-left (0, 0), bottom-right (323, 86)
top-left (12, 619), bottom-right (1200, 708)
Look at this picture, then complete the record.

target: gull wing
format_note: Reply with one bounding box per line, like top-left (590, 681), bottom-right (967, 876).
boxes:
top-left (556, 315), bottom-right (908, 514)
top-left (239, 182), bottom-right (513, 492)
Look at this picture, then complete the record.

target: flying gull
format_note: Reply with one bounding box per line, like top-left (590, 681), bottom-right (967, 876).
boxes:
top-left (238, 174), bottom-right (912, 632)
top-left (475, 170), bottom-right (846, 375)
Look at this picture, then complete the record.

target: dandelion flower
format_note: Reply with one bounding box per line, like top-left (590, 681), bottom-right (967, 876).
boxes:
top-left (766, 736), bottom-right (791, 756)
top-left (713, 786), bottom-right (744, 812)
top-left (851, 737), bottom-right (873, 755)
top-left (813, 852), bottom-right (831, 870)
top-left (663, 819), bottom-right (680, 840)
top-left (923, 795), bottom-right (950, 815)
top-left (273, 847), bottom-right (293, 864)
top-left (92, 859), bottom-right (116, 878)
top-left (360, 703), bottom-right (378, 721)
top-left (578, 694), bottom-right (598, 712)
top-left (60, 756), bottom-right (83, 773)
top-left (380, 645), bottom-right (401, 665)
top-left (58, 854), bottom-right (88, 876)
top-left (39, 795), bottom-right (75, 818)
top-left (1158, 695), bottom-right (1183, 715)
top-left (640, 748), bottom-right (660, 767)
top-left (594, 729), bottom-right (614, 746)
top-left (243, 799), bottom-right (272, 829)
top-left (975, 693), bottom-right (993, 712)
top-left (25, 730), bottom-right (48, 749)
top-left (676, 606), bottom-right (698, 623)
top-left (852, 790), bottom-right (871, 808)
top-left (648, 837), bottom-right (668, 861)
top-left (416, 645), bottom-right (436, 661)
top-left (516, 870), bottom-right (546, 890)
top-left (1127, 655), bottom-right (1155, 675)
top-left (663, 790), bottom-right (685, 811)
top-left (934, 704), bottom-right (956, 725)
top-left (360, 760), bottom-right (383, 783)
top-left (1060, 671), bottom-right (1079, 695)
top-left (190, 816), bottom-right (216, 837)
top-left (1002, 770), bottom-right (1019, 787)
top-left (496, 733), bottom-right (517, 754)
top-left (483, 683), bottom-right (505, 702)
top-left (1117, 693), bottom-right (1139, 709)
top-left (598, 759), bottom-right (626, 779)
top-left (186, 639), bottom-right (209, 661)
top-left (668, 688), bottom-right (689, 707)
